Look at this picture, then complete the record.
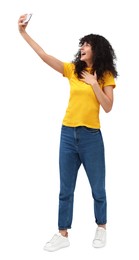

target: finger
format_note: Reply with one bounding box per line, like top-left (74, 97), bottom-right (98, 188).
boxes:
top-left (18, 19), bottom-right (24, 24)
top-left (18, 18), bottom-right (24, 24)
top-left (80, 74), bottom-right (85, 79)
top-left (81, 71), bottom-right (86, 76)
top-left (18, 14), bottom-right (27, 23)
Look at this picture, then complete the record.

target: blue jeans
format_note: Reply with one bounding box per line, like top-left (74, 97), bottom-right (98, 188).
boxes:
top-left (58, 125), bottom-right (107, 229)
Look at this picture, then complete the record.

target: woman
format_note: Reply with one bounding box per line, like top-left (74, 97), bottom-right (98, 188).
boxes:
top-left (18, 14), bottom-right (118, 251)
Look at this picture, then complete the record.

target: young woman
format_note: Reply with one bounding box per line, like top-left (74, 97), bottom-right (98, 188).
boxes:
top-left (18, 14), bottom-right (118, 251)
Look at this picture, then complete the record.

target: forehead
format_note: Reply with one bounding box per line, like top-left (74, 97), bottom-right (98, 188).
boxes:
top-left (80, 41), bottom-right (91, 47)
top-left (79, 35), bottom-right (92, 44)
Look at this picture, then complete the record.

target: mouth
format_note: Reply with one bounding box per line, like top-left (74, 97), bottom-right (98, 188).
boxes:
top-left (81, 52), bottom-right (86, 57)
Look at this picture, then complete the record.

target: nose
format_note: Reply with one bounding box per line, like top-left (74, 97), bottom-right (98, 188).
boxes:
top-left (80, 45), bottom-right (84, 51)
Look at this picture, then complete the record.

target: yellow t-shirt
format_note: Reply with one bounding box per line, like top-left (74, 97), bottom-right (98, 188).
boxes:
top-left (62, 62), bottom-right (115, 129)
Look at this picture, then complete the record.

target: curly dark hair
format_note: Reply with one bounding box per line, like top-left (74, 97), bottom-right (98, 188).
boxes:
top-left (72, 34), bottom-right (118, 82)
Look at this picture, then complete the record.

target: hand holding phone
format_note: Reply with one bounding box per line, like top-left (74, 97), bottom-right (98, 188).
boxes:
top-left (22, 13), bottom-right (32, 24)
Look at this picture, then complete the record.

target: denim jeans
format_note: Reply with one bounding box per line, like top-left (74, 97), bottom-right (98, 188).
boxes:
top-left (58, 125), bottom-right (107, 229)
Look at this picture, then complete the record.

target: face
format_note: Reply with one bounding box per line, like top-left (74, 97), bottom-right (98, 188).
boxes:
top-left (80, 42), bottom-right (93, 67)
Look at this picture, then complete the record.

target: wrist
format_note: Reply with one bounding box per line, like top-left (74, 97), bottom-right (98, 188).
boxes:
top-left (19, 29), bottom-right (26, 35)
top-left (91, 81), bottom-right (99, 89)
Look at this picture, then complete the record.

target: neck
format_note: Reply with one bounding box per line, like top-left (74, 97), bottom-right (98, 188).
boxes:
top-left (86, 61), bottom-right (93, 68)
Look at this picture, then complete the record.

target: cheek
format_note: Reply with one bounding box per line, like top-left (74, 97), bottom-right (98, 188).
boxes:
top-left (88, 48), bottom-right (93, 58)
top-left (88, 52), bottom-right (93, 59)
top-left (90, 51), bottom-right (93, 59)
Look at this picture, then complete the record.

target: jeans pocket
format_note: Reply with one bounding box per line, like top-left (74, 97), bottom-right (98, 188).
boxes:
top-left (82, 126), bottom-right (100, 133)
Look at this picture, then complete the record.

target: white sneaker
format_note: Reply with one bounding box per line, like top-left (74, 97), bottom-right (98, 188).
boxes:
top-left (43, 233), bottom-right (70, 252)
top-left (92, 227), bottom-right (106, 248)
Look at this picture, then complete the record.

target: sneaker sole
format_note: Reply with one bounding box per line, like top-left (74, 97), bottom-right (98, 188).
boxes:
top-left (92, 243), bottom-right (106, 248)
top-left (43, 243), bottom-right (70, 252)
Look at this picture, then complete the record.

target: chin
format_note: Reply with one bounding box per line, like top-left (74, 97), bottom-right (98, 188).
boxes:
top-left (80, 57), bottom-right (86, 62)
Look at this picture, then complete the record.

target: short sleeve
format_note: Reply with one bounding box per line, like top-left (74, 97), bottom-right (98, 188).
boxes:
top-left (103, 72), bottom-right (116, 88)
top-left (63, 62), bottom-right (75, 79)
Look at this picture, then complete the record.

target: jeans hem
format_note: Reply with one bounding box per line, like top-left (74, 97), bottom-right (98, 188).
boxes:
top-left (58, 227), bottom-right (71, 230)
top-left (96, 222), bottom-right (107, 225)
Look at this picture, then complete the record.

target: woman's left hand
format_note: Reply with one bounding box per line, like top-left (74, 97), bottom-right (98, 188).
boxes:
top-left (80, 71), bottom-right (98, 86)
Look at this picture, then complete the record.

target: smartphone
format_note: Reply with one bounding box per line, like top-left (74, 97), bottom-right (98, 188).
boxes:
top-left (22, 13), bottom-right (32, 24)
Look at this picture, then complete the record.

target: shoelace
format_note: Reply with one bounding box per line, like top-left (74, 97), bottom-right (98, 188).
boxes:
top-left (47, 234), bottom-right (61, 244)
top-left (94, 228), bottom-right (105, 240)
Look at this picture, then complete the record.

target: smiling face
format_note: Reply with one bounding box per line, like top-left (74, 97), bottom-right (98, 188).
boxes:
top-left (80, 42), bottom-right (93, 67)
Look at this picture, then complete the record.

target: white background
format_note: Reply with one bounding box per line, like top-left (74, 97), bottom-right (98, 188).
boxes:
top-left (0, 0), bottom-right (139, 259)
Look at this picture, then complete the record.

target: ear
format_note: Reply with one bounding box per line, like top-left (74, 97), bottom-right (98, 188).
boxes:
top-left (94, 71), bottom-right (97, 80)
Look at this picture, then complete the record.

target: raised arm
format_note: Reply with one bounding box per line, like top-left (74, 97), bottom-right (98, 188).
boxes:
top-left (18, 14), bottom-right (64, 74)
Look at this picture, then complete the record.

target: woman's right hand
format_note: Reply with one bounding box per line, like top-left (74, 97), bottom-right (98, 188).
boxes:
top-left (18, 14), bottom-right (28, 34)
